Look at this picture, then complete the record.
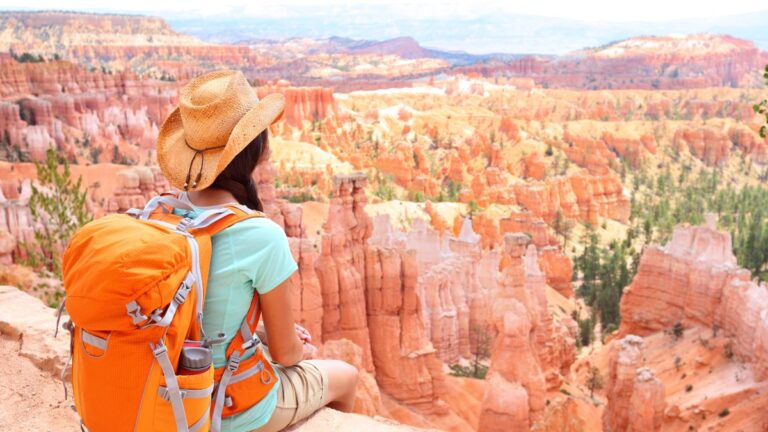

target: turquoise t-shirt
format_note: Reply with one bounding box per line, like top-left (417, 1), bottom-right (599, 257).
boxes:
top-left (174, 193), bottom-right (298, 432)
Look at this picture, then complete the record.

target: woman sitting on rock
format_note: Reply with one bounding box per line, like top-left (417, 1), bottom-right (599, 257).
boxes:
top-left (156, 69), bottom-right (358, 432)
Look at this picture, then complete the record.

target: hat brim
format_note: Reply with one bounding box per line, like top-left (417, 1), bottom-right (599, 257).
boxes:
top-left (157, 92), bottom-right (285, 191)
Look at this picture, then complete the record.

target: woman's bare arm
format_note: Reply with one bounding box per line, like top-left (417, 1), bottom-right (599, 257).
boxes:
top-left (259, 277), bottom-right (303, 366)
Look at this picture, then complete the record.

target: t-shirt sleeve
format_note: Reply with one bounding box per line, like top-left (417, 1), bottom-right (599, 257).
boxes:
top-left (234, 218), bottom-right (298, 295)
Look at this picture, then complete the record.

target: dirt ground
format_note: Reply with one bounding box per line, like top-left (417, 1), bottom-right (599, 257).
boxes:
top-left (0, 336), bottom-right (79, 431)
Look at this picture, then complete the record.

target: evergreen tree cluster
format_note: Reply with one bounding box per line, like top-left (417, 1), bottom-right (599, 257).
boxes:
top-left (573, 226), bottom-right (635, 334)
top-left (631, 163), bottom-right (768, 281)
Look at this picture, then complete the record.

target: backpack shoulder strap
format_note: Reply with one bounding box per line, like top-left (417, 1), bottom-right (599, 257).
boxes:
top-left (194, 204), bottom-right (266, 238)
top-left (224, 293), bottom-right (262, 359)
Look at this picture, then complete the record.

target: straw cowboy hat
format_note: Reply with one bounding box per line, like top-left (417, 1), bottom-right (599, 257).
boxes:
top-left (157, 69), bottom-right (285, 191)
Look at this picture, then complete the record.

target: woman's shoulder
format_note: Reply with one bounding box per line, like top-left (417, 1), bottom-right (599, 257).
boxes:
top-left (221, 215), bottom-right (289, 244)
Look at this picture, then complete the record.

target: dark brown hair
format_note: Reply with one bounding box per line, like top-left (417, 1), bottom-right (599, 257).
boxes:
top-left (210, 129), bottom-right (268, 211)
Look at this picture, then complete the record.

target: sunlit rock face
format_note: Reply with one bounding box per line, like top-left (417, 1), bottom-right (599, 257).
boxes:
top-left (619, 218), bottom-right (768, 381)
top-left (602, 336), bottom-right (665, 432)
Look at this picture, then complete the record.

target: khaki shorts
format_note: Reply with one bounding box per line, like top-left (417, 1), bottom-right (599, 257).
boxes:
top-left (254, 360), bottom-right (329, 432)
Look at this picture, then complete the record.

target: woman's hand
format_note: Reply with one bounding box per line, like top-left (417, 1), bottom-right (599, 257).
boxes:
top-left (302, 343), bottom-right (319, 360)
top-left (295, 323), bottom-right (312, 344)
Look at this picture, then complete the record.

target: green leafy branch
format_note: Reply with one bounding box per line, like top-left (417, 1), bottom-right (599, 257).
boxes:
top-left (754, 65), bottom-right (768, 138)
top-left (21, 148), bottom-right (92, 278)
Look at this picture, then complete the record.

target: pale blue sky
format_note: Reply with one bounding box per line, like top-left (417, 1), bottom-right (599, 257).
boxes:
top-left (7, 0), bottom-right (768, 22)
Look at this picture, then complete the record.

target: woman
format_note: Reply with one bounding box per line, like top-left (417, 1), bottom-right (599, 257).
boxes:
top-left (156, 70), bottom-right (358, 432)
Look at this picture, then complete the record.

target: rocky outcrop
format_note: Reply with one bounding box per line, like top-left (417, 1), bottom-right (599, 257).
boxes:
top-left (478, 233), bottom-right (577, 431)
top-left (321, 339), bottom-right (384, 416)
top-left (108, 166), bottom-right (170, 212)
top-left (0, 178), bottom-right (34, 262)
top-left (513, 173), bottom-right (630, 225)
top-left (478, 301), bottom-right (544, 432)
top-left (257, 84), bottom-right (337, 129)
top-left (288, 236), bottom-right (324, 341)
top-left (454, 34), bottom-right (764, 90)
top-left (673, 126), bottom-right (731, 166)
top-left (287, 408), bottom-right (440, 432)
top-left (602, 336), bottom-right (665, 432)
top-left (0, 58), bottom-right (177, 165)
top-left (369, 215), bottom-right (500, 367)
top-left (0, 12), bottom-right (264, 80)
top-left (316, 174), bottom-right (375, 369)
top-left (537, 246), bottom-right (574, 297)
top-left (365, 246), bottom-right (447, 413)
top-left (619, 218), bottom-right (768, 381)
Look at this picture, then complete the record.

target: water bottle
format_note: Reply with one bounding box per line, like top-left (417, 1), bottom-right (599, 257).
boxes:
top-left (178, 344), bottom-right (212, 375)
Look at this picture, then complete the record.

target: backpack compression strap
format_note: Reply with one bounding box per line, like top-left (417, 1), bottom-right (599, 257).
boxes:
top-left (185, 204), bottom-right (264, 342)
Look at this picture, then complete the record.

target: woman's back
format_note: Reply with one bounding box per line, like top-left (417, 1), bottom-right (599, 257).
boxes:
top-left (175, 193), bottom-right (297, 431)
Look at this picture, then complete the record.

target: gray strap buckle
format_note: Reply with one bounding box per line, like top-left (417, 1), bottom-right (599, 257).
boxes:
top-left (176, 217), bottom-right (193, 232)
top-left (227, 354), bottom-right (241, 372)
top-left (151, 342), bottom-right (167, 357)
top-left (241, 333), bottom-right (262, 351)
top-left (174, 283), bottom-right (191, 305)
top-left (202, 332), bottom-right (228, 348)
top-left (126, 301), bottom-right (148, 325)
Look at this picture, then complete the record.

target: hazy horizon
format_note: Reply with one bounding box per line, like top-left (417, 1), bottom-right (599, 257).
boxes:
top-left (2, 2), bottom-right (768, 54)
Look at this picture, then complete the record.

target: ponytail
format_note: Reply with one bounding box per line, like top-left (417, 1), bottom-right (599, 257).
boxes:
top-left (209, 130), bottom-right (267, 212)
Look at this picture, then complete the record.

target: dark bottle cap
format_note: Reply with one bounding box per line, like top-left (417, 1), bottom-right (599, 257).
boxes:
top-left (179, 346), bottom-right (212, 371)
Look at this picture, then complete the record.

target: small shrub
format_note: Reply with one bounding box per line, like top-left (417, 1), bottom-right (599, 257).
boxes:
top-left (685, 384), bottom-right (693, 392)
top-left (698, 336), bottom-right (710, 349)
top-left (672, 322), bottom-right (684, 340)
top-left (724, 341), bottom-right (734, 359)
top-left (559, 388), bottom-right (572, 396)
top-left (586, 366), bottom-right (604, 397)
top-left (718, 408), bottom-right (730, 418)
top-left (448, 363), bottom-right (488, 380)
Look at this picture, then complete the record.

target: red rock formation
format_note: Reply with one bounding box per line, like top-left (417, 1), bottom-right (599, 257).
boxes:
top-left (479, 233), bottom-right (577, 431)
top-left (315, 174), bottom-right (375, 370)
top-left (453, 35), bottom-right (764, 90)
top-left (0, 178), bottom-right (33, 261)
top-left (512, 173), bottom-right (629, 225)
top-left (256, 85), bottom-right (337, 129)
top-left (673, 126), bottom-right (731, 166)
top-left (619, 217), bottom-right (768, 381)
top-left (321, 339), bottom-right (384, 416)
top-left (537, 246), bottom-right (574, 297)
top-left (603, 336), bottom-right (665, 432)
top-left (0, 58), bottom-right (177, 165)
top-left (728, 125), bottom-right (768, 163)
top-left (479, 300), bottom-right (544, 432)
top-left (288, 237), bottom-right (324, 342)
top-left (365, 246), bottom-right (447, 413)
top-left (107, 166), bottom-right (170, 212)
top-left (627, 368), bottom-right (665, 432)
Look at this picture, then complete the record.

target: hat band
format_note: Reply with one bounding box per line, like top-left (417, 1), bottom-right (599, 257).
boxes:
top-left (184, 140), bottom-right (226, 190)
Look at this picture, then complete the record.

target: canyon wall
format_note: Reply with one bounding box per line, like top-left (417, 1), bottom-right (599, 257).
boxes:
top-left (453, 35), bottom-right (765, 90)
top-left (478, 234), bottom-right (577, 431)
top-left (619, 217), bottom-right (768, 381)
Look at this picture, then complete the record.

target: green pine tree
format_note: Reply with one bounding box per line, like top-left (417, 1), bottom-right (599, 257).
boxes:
top-left (21, 148), bottom-right (92, 278)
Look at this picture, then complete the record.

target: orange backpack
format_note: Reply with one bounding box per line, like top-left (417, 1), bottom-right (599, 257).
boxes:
top-left (61, 195), bottom-right (278, 432)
